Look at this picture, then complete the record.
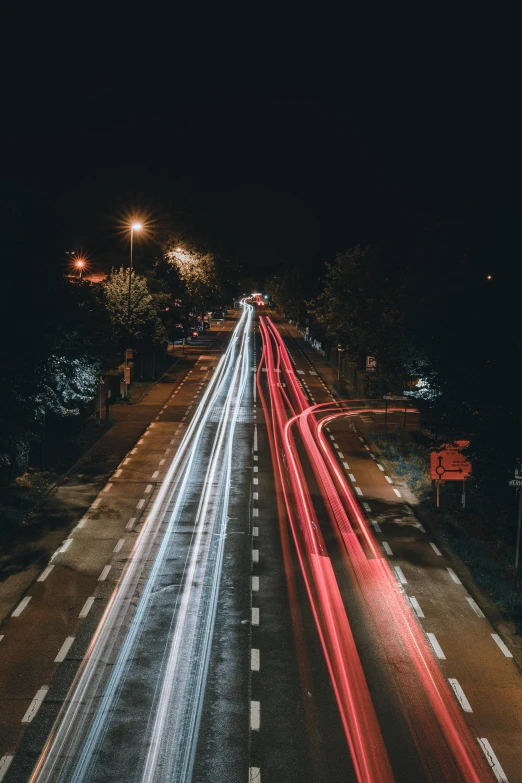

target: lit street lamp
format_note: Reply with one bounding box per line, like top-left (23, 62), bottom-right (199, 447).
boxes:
top-left (125, 222), bottom-right (142, 398)
top-left (76, 258), bottom-right (85, 282)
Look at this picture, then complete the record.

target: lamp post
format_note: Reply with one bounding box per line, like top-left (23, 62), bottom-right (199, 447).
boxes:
top-left (124, 222), bottom-right (142, 398)
top-left (76, 259), bottom-right (85, 282)
top-left (337, 344), bottom-right (344, 380)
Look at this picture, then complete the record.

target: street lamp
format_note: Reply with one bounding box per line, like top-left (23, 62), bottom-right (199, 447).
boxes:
top-left (75, 259), bottom-right (85, 282)
top-left (125, 222), bottom-right (142, 397)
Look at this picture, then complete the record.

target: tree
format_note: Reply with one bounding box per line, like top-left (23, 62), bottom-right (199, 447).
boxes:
top-left (104, 267), bottom-right (166, 345)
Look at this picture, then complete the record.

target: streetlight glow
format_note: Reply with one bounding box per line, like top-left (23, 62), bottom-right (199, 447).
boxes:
top-left (132, 222), bottom-right (142, 231)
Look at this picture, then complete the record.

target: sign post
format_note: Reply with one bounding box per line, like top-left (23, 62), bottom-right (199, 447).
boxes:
top-left (337, 344), bottom-right (344, 380)
top-left (509, 463), bottom-right (522, 570)
top-left (430, 442), bottom-right (472, 509)
top-left (383, 394), bottom-right (408, 430)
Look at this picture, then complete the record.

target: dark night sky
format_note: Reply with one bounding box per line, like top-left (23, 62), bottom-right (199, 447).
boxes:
top-left (1, 14), bottom-right (518, 286)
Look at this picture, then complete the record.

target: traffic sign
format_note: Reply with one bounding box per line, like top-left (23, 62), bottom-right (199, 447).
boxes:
top-left (430, 441), bottom-right (471, 481)
top-left (366, 356), bottom-right (376, 372)
top-left (509, 479), bottom-right (522, 487)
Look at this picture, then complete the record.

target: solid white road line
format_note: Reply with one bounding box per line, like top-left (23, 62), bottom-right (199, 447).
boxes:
top-left (37, 565), bottom-right (54, 582)
top-left (477, 738), bottom-right (508, 782)
top-left (114, 539), bottom-right (125, 553)
top-left (252, 608), bottom-right (260, 625)
top-left (393, 488), bottom-right (402, 497)
top-left (12, 596), bottom-right (31, 617)
top-left (355, 487), bottom-right (363, 496)
top-left (79, 597), bottom-right (95, 618)
top-left (252, 576), bottom-right (259, 591)
top-left (98, 565), bottom-right (111, 582)
top-left (491, 633), bottom-right (513, 658)
top-left (382, 542), bottom-right (393, 556)
top-left (448, 678), bottom-right (473, 712)
top-left (377, 464), bottom-right (384, 471)
top-left (251, 649), bottom-right (260, 671)
top-left (54, 636), bottom-right (75, 663)
top-left (447, 567), bottom-right (462, 584)
top-left (370, 519), bottom-right (382, 533)
top-left (394, 566), bottom-right (407, 585)
top-left (430, 542), bottom-right (442, 556)
top-left (250, 701), bottom-right (261, 730)
top-left (466, 597), bottom-right (485, 618)
top-left (363, 502), bottom-right (371, 512)
top-left (409, 596), bottom-right (425, 618)
top-left (0, 756), bottom-right (14, 782)
top-left (21, 687), bottom-right (48, 723)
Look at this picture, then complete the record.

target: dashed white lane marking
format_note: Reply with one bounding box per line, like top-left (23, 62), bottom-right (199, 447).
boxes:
top-left (254, 424), bottom-right (258, 452)
top-left (337, 451), bottom-right (344, 458)
top-left (329, 434), bottom-right (335, 441)
top-left (251, 700), bottom-right (261, 730)
top-left (126, 517), bottom-right (136, 530)
top-left (333, 442), bottom-right (340, 449)
top-left (343, 461), bottom-right (350, 469)
top-left (253, 527), bottom-right (259, 537)
top-left (159, 459), bottom-right (165, 466)
top-left (79, 597), bottom-right (95, 618)
top-left (0, 755), bottom-right (14, 781)
top-left (137, 499), bottom-right (145, 509)
top-left (252, 576), bottom-right (259, 591)
top-left (409, 596), bottom-right (425, 618)
top-left (103, 483), bottom-right (113, 492)
top-left (355, 487), bottom-right (363, 496)
top-left (114, 538), bottom-right (125, 553)
top-left (131, 448), bottom-right (137, 455)
top-left (430, 542), bottom-right (442, 556)
top-left (145, 484), bottom-right (153, 494)
top-left (253, 492), bottom-right (258, 500)
top-left (98, 565), bottom-right (111, 582)
top-left (370, 519), bottom-right (381, 533)
top-left (427, 632), bottom-right (446, 660)
top-left (252, 550), bottom-right (259, 563)
top-left (253, 508), bottom-right (259, 517)
top-left (377, 464), bottom-right (384, 471)
top-left (384, 475), bottom-right (393, 484)
top-left (75, 518), bottom-right (87, 530)
top-left (364, 445), bottom-right (371, 451)
top-left (447, 567), bottom-right (461, 584)
top-left (124, 458), bottom-right (130, 465)
top-left (394, 566), bottom-right (407, 584)
top-left (448, 678), bottom-right (473, 712)
top-left (253, 466), bottom-right (258, 473)
top-left (60, 538), bottom-right (73, 553)
top-left (296, 369), bottom-right (304, 374)
top-left (37, 565), bottom-right (54, 582)
top-left (358, 436), bottom-right (364, 443)
top-left (325, 427), bottom-right (330, 432)
top-left (251, 649), bottom-right (260, 671)
top-left (12, 597), bottom-right (32, 617)
top-left (491, 634), bottom-right (513, 658)
top-left (54, 636), bottom-right (75, 663)
top-left (21, 687), bottom-right (48, 723)
top-left (309, 370), bottom-right (317, 376)
top-left (466, 597), bottom-right (485, 618)
top-left (253, 455), bottom-right (258, 461)
top-left (393, 488), bottom-right (402, 497)
top-left (477, 737), bottom-right (508, 782)
top-left (382, 542), bottom-right (393, 556)
top-left (349, 473), bottom-right (357, 483)
top-left (363, 502), bottom-right (371, 512)
top-left (251, 607), bottom-right (260, 625)
top-left (253, 478), bottom-right (259, 485)
top-left (138, 439), bottom-right (144, 445)
top-left (369, 453), bottom-right (376, 460)
top-left (91, 498), bottom-right (101, 508)
top-left (114, 469), bottom-right (122, 477)
top-left (152, 470), bottom-right (159, 479)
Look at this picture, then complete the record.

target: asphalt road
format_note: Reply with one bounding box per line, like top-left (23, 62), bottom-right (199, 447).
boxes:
top-left (1, 305), bottom-right (522, 783)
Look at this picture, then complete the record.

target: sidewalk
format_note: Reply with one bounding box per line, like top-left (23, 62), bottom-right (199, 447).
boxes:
top-left (0, 349), bottom-right (199, 623)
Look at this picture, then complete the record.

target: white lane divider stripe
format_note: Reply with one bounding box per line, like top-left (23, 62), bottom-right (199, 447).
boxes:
top-left (382, 542), bottom-right (393, 556)
top-left (333, 442), bottom-right (340, 449)
top-left (21, 687), bottom-right (48, 723)
top-left (251, 649), bottom-right (260, 671)
top-left (252, 576), bottom-right (259, 591)
top-left (427, 632), bottom-right (446, 659)
top-left (394, 566), bottom-right (407, 584)
top-left (448, 678), bottom-right (473, 712)
top-left (252, 550), bottom-right (259, 563)
top-left (251, 607), bottom-right (260, 625)
top-left (362, 502), bottom-right (371, 512)
top-left (337, 451), bottom-right (344, 459)
top-left (137, 499), bottom-right (145, 509)
top-left (393, 488), bottom-right (402, 497)
top-left (37, 565), bottom-right (54, 582)
top-left (54, 636), bottom-right (75, 663)
top-left (349, 473), bottom-right (357, 483)
top-left (370, 519), bottom-right (381, 533)
top-left (75, 518), bottom-right (87, 530)
top-left (60, 539), bottom-right (73, 553)
top-left (355, 487), bottom-right (363, 496)
top-left (369, 453), bottom-right (376, 460)
top-left (98, 565), bottom-right (111, 582)
top-left (145, 484), bottom-right (153, 494)
top-left (12, 596), bottom-right (31, 617)
top-left (477, 738), bottom-right (508, 782)
top-left (343, 461), bottom-right (350, 469)
top-left (253, 527), bottom-right (259, 537)
top-left (0, 756), bottom-right (14, 782)
top-left (152, 471), bottom-right (159, 479)
top-left (114, 469), bottom-right (122, 478)
top-left (384, 476), bottom-right (393, 484)
top-left (103, 483), bottom-right (112, 492)
top-left (253, 508), bottom-right (259, 517)
top-left (250, 701), bottom-right (261, 730)
top-left (377, 464), bottom-right (384, 471)
top-left (409, 596), bottom-right (425, 618)
top-left (491, 634), bottom-right (513, 658)
top-left (466, 597), bottom-right (485, 618)
top-left (114, 539), bottom-right (125, 553)
top-left (430, 542), bottom-right (442, 556)
top-left (358, 436), bottom-right (364, 443)
top-left (126, 517), bottom-right (137, 530)
top-left (79, 597), bottom-right (95, 618)
top-left (447, 567), bottom-right (462, 584)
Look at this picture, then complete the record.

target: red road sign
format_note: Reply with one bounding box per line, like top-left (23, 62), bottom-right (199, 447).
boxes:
top-left (430, 441), bottom-right (471, 481)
